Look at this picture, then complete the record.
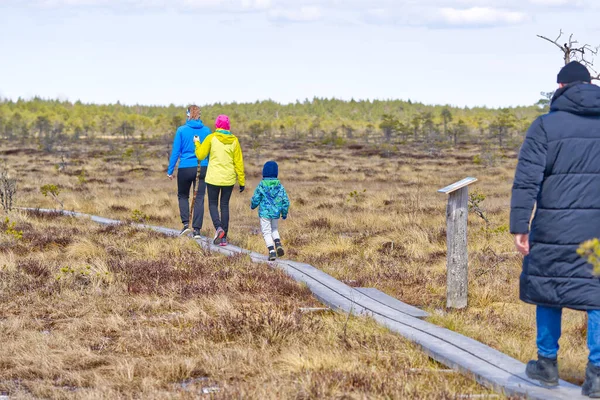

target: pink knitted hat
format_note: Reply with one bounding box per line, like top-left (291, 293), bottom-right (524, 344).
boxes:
top-left (215, 115), bottom-right (230, 130)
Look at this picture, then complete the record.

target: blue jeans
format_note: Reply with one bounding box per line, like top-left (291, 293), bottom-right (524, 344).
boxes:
top-left (537, 306), bottom-right (600, 366)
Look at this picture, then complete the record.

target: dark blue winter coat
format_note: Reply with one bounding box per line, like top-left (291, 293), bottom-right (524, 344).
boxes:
top-left (510, 82), bottom-right (600, 310)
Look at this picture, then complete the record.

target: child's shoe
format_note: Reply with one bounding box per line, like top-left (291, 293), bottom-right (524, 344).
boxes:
top-left (276, 247), bottom-right (285, 257)
top-left (268, 246), bottom-right (276, 261)
top-left (219, 237), bottom-right (228, 247)
top-left (213, 227), bottom-right (225, 245)
top-left (275, 241), bottom-right (285, 257)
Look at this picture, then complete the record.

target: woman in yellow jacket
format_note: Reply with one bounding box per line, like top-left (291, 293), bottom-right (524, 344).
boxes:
top-left (194, 115), bottom-right (245, 246)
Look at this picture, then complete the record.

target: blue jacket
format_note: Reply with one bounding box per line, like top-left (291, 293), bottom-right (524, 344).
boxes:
top-left (251, 179), bottom-right (290, 220)
top-left (167, 120), bottom-right (211, 175)
top-left (510, 82), bottom-right (600, 310)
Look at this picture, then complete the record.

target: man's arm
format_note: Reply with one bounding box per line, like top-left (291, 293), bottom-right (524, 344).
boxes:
top-left (510, 117), bottom-right (548, 253)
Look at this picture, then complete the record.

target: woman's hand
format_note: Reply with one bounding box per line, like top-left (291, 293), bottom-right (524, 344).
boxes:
top-left (167, 174), bottom-right (174, 181)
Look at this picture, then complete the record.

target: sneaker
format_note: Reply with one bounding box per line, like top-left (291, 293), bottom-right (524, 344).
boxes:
top-left (274, 240), bottom-right (285, 257)
top-left (213, 227), bottom-right (225, 245)
top-left (582, 363), bottom-right (600, 398)
top-left (268, 250), bottom-right (277, 261)
top-left (526, 355), bottom-right (559, 387)
top-left (219, 237), bottom-right (228, 247)
top-left (193, 229), bottom-right (201, 239)
top-left (179, 225), bottom-right (191, 236)
top-left (276, 244), bottom-right (285, 257)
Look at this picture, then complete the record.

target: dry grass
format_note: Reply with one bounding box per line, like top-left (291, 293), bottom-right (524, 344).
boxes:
top-left (0, 205), bottom-right (500, 398)
top-left (0, 137), bottom-right (579, 397)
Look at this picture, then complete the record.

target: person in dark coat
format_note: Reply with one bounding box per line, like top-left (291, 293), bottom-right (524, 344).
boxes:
top-left (511, 61), bottom-right (600, 396)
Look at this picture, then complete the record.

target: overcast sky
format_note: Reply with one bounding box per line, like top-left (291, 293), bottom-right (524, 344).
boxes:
top-left (1, 0), bottom-right (600, 108)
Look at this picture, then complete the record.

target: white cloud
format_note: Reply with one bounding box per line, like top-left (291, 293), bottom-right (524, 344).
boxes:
top-left (365, 8), bottom-right (395, 24)
top-left (5, 0), bottom-right (598, 28)
top-left (529, 0), bottom-right (563, 3)
top-left (268, 6), bottom-right (323, 22)
top-left (528, 0), bottom-right (570, 5)
top-left (242, 0), bottom-right (271, 9)
top-left (362, 4), bottom-right (530, 28)
top-left (12, 0), bottom-right (273, 9)
top-left (183, 0), bottom-right (272, 10)
top-left (438, 7), bottom-right (529, 27)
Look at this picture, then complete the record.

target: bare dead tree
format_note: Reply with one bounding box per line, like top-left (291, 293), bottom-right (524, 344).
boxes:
top-left (537, 30), bottom-right (600, 80)
top-left (0, 167), bottom-right (17, 212)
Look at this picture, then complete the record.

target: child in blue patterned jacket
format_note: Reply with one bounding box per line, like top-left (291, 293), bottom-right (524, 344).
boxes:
top-left (251, 161), bottom-right (290, 261)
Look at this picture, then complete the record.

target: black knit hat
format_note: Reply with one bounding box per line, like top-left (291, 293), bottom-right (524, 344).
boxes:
top-left (557, 61), bottom-right (591, 84)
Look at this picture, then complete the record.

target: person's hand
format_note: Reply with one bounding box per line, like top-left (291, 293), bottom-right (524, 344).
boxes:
top-left (282, 215), bottom-right (287, 220)
top-left (239, 186), bottom-right (245, 193)
top-left (167, 174), bottom-right (174, 181)
top-left (514, 233), bottom-right (530, 256)
top-left (193, 136), bottom-right (200, 143)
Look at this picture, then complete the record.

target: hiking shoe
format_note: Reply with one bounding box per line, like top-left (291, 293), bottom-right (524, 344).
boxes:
top-left (268, 250), bottom-right (277, 261)
top-left (276, 244), bottom-right (285, 258)
top-left (179, 225), bottom-right (191, 236)
top-left (219, 237), bottom-right (228, 247)
top-left (213, 227), bottom-right (225, 245)
top-left (274, 239), bottom-right (285, 257)
top-left (193, 229), bottom-right (201, 239)
top-left (526, 355), bottom-right (559, 387)
top-left (583, 363), bottom-right (600, 398)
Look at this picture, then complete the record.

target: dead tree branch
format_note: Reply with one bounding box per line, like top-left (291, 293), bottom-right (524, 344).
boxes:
top-left (538, 30), bottom-right (600, 80)
top-left (537, 30), bottom-right (564, 52)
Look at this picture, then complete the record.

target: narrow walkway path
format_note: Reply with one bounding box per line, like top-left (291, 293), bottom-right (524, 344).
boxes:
top-left (28, 208), bottom-right (588, 400)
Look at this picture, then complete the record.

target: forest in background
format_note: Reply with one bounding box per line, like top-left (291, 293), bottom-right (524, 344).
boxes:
top-left (0, 96), bottom-right (547, 155)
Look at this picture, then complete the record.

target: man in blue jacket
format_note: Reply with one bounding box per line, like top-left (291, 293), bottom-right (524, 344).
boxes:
top-left (167, 105), bottom-right (211, 238)
top-left (511, 61), bottom-right (600, 396)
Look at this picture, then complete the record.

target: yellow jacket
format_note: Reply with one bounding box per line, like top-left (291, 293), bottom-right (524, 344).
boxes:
top-left (194, 129), bottom-right (245, 187)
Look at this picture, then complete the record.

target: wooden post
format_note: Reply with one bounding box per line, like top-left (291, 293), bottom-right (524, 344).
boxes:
top-left (438, 177), bottom-right (478, 309)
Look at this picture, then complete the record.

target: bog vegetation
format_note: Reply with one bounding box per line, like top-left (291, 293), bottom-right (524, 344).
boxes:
top-left (0, 126), bottom-right (592, 397)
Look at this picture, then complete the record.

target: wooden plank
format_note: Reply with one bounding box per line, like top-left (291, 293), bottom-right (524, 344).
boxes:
top-left (438, 177), bottom-right (478, 194)
top-left (25, 209), bottom-right (590, 400)
top-left (355, 287), bottom-right (429, 318)
top-left (446, 186), bottom-right (469, 309)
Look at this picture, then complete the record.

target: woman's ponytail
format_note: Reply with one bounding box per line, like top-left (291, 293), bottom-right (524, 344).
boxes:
top-left (187, 105), bottom-right (201, 120)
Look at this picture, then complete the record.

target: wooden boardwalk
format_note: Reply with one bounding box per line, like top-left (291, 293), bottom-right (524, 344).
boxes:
top-left (29, 209), bottom-right (589, 400)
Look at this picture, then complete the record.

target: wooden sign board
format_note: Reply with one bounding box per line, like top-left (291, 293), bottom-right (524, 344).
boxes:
top-left (438, 177), bottom-right (478, 194)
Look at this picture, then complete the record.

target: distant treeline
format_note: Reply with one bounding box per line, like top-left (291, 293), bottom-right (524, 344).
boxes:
top-left (0, 97), bottom-right (544, 151)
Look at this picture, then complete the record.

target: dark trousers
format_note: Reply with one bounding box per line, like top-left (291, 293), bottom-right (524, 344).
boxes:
top-left (177, 166), bottom-right (207, 230)
top-left (207, 184), bottom-right (234, 237)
